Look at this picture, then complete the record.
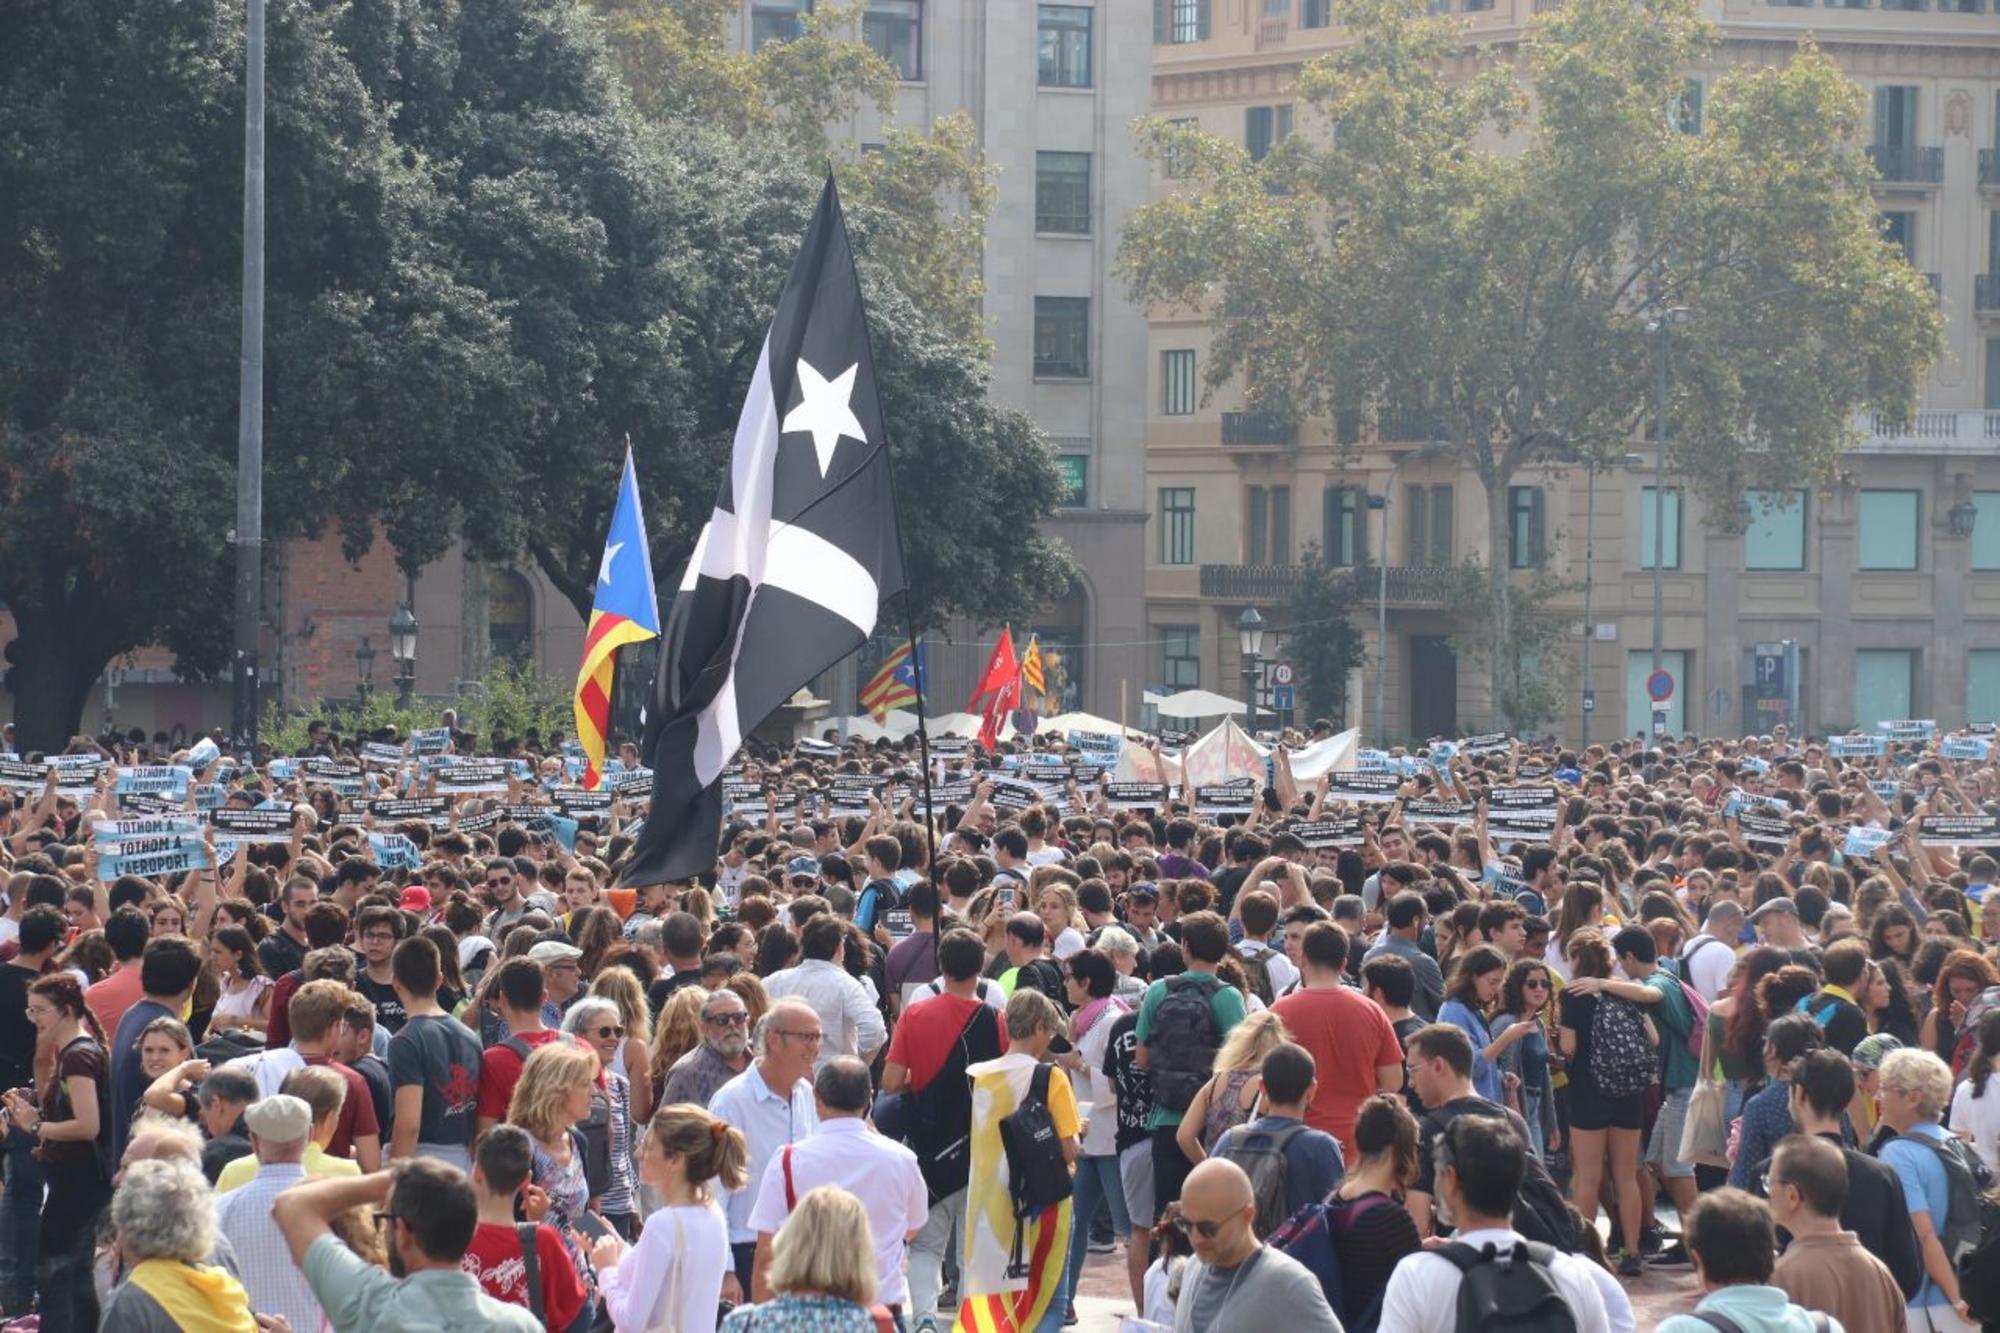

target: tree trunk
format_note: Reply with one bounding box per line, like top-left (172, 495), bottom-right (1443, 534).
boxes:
top-left (1482, 474), bottom-right (1515, 733)
top-left (6, 608), bottom-right (112, 753)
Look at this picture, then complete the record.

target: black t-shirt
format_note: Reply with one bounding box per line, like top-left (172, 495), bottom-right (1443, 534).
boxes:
top-left (257, 928), bottom-right (308, 982)
top-left (1209, 866), bottom-right (1251, 918)
top-left (1101, 1009), bottom-right (1153, 1153)
top-left (0, 962), bottom-right (44, 1089)
top-left (1557, 990), bottom-right (1600, 1090)
top-left (1804, 989), bottom-right (1868, 1056)
top-left (40, 1036), bottom-right (109, 1170)
top-left (646, 969), bottom-right (706, 1018)
top-left (355, 973), bottom-right (408, 1035)
top-left (202, 1128), bottom-right (251, 1184)
top-left (388, 1013), bottom-right (483, 1149)
top-left (1412, 1094), bottom-right (1536, 1198)
top-left (352, 1052), bottom-right (395, 1140)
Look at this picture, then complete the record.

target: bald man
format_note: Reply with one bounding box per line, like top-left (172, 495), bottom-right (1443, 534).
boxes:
top-left (1172, 1159), bottom-right (1343, 1332)
top-left (709, 999), bottom-right (822, 1306)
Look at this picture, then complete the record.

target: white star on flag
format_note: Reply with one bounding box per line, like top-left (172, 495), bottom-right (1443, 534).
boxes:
top-left (781, 358), bottom-right (866, 477)
top-left (598, 540), bottom-right (623, 586)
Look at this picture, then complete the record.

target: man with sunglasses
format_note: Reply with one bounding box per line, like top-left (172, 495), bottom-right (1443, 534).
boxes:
top-left (659, 989), bottom-right (753, 1108)
top-left (1169, 1157), bottom-right (1341, 1333)
top-left (710, 999), bottom-right (822, 1307)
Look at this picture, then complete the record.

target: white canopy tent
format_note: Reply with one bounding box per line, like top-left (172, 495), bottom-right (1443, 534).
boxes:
top-left (1151, 689), bottom-right (1249, 720)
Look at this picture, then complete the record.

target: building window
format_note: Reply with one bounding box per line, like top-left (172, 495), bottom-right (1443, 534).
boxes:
top-left (1508, 485), bottom-right (1546, 569)
top-left (1971, 650), bottom-right (2000, 725)
top-left (1463, 0), bottom-right (1494, 12)
top-left (1881, 210), bottom-right (1917, 266)
top-left (1246, 486), bottom-right (1291, 564)
top-left (1743, 489), bottom-right (1808, 570)
top-left (1034, 151), bottom-right (1091, 233)
top-left (1987, 338), bottom-right (2000, 410)
top-left (1157, 0), bottom-right (1211, 43)
top-left (1160, 488), bottom-right (1196, 564)
top-left (1972, 493), bottom-right (2000, 571)
top-left (489, 569), bottom-right (534, 662)
top-left (1161, 349), bottom-right (1197, 415)
top-left (1245, 105), bottom-right (1293, 162)
top-left (1033, 296), bottom-right (1089, 379)
top-left (1854, 649), bottom-right (1915, 727)
top-left (1323, 487), bottom-right (1367, 567)
top-left (1874, 86), bottom-right (1918, 146)
top-left (1163, 117), bottom-right (1198, 179)
top-left (1055, 455), bottom-right (1088, 508)
top-left (1162, 625), bottom-right (1201, 689)
top-left (1672, 80), bottom-right (1703, 135)
top-left (751, 0), bottom-right (812, 49)
top-left (1037, 5), bottom-right (1092, 87)
top-left (1406, 484), bottom-right (1453, 566)
top-left (1639, 486), bottom-right (1682, 570)
top-left (1300, 0), bottom-right (1332, 25)
top-left (863, 1), bottom-right (922, 80)
top-left (1880, 0), bottom-right (1925, 11)
top-left (1858, 489), bottom-right (1920, 570)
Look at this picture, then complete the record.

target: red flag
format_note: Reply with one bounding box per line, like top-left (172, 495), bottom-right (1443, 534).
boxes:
top-left (970, 627), bottom-right (1020, 753)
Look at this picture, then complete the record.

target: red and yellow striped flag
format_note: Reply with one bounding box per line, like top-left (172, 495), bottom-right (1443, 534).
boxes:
top-left (574, 448), bottom-right (661, 789)
top-left (1019, 635), bottom-right (1045, 696)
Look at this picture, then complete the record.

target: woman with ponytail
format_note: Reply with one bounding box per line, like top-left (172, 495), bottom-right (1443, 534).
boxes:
top-left (589, 1103), bottom-right (745, 1333)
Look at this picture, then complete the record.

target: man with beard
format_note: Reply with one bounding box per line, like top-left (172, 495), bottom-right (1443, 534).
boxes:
top-left (658, 987), bottom-right (753, 1107)
top-left (276, 1159), bottom-right (543, 1331)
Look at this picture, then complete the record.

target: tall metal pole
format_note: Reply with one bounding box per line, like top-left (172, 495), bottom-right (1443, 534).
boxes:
top-left (1581, 461), bottom-right (1596, 747)
top-left (1652, 322), bottom-right (1669, 700)
top-left (232, 0), bottom-right (266, 752)
top-left (1376, 492), bottom-right (1390, 748)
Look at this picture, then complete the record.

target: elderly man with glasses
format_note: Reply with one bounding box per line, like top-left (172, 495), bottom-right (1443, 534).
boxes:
top-left (709, 999), bottom-right (822, 1308)
top-left (660, 989), bottom-right (754, 1109)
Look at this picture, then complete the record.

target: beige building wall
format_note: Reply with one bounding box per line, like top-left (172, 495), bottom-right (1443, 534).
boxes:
top-left (1145, 0), bottom-right (2000, 743)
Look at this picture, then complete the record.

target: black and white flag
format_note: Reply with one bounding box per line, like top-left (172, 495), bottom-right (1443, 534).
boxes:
top-left (623, 179), bottom-right (903, 888)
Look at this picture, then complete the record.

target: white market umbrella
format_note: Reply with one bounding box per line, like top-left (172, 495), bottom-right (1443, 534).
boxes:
top-left (1152, 688), bottom-right (1249, 719)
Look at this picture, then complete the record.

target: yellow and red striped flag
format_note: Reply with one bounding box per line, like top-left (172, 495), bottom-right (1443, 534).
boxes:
top-left (1019, 635), bottom-right (1045, 695)
top-left (573, 447), bottom-right (661, 789)
top-left (859, 640), bottom-right (925, 723)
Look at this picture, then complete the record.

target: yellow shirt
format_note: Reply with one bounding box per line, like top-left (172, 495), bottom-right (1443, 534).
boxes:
top-left (215, 1142), bottom-right (361, 1194)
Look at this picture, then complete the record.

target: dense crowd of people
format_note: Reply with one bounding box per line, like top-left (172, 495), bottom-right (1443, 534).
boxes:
top-left (1, 713), bottom-right (1999, 1332)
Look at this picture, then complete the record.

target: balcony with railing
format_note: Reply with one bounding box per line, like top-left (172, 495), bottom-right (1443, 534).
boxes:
top-left (1220, 411), bottom-right (1299, 448)
top-left (1855, 409), bottom-right (2000, 453)
top-left (1200, 562), bottom-right (1459, 605)
top-left (1869, 144), bottom-right (1944, 187)
top-left (1978, 274), bottom-right (2000, 314)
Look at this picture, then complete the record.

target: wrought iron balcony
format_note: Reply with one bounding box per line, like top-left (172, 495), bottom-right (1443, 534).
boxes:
top-left (1199, 562), bottom-right (1458, 605)
top-left (1220, 411), bottom-right (1298, 447)
top-left (1868, 144), bottom-right (1944, 186)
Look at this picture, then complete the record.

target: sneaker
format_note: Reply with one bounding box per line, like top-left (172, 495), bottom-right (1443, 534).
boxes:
top-left (1088, 1236), bottom-right (1117, 1254)
top-left (1064, 1302), bottom-right (1079, 1326)
top-left (1618, 1250), bottom-right (1644, 1278)
top-left (1639, 1224), bottom-right (1665, 1256)
top-left (1650, 1241), bottom-right (1692, 1268)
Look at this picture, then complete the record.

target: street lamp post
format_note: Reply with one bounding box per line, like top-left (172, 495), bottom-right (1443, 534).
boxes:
top-left (389, 603), bottom-right (419, 708)
top-left (1237, 606), bottom-right (1265, 730)
top-left (1644, 308), bottom-right (1691, 737)
top-left (354, 636), bottom-right (376, 702)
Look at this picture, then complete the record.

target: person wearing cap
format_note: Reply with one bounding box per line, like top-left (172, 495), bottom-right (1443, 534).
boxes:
top-left (213, 1093), bottom-right (327, 1332)
top-left (784, 854), bottom-right (821, 895)
top-left (399, 884), bottom-right (434, 918)
top-left (528, 939), bottom-right (585, 1017)
top-left (217, 1064), bottom-right (363, 1193)
top-left (1849, 1031), bottom-right (1904, 1146)
top-left (1751, 897), bottom-right (1813, 960)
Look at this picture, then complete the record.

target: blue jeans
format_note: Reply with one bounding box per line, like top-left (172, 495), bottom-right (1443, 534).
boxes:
top-left (0, 1128), bottom-right (43, 1315)
top-left (1064, 1154), bottom-right (1132, 1299)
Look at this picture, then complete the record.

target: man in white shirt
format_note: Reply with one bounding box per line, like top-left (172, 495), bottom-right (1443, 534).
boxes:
top-left (710, 999), bottom-right (822, 1306)
top-left (1377, 1113), bottom-right (1609, 1332)
top-left (747, 1057), bottom-right (927, 1314)
top-left (213, 1094), bottom-right (325, 1333)
top-left (761, 914), bottom-right (886, 1072)
top-left (1678, 899), bottom-right (1740, 1002)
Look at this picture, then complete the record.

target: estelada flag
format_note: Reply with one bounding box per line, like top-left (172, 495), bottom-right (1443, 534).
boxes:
top-left (970, 627), bottom-right (1019, 754)
top-left (860, 640), bottom-right (925, 723)
top-left (1019, 635), bottom-right (1045, 696)
top-left (573, 447), bottom-right (661, 790)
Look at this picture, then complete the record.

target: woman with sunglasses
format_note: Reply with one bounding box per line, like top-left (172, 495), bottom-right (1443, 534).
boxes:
top-left (1494, 958), bottom-right (1560, 1160)
top-left (564, 997), bottom-right (642, 1239)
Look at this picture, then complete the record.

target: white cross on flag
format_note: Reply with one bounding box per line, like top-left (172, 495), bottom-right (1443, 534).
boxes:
top-left (622, 177), bottom-right (903, 888)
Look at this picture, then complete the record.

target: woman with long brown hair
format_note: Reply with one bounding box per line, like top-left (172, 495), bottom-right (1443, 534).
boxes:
top-left (1922, 948), bottom-right (2000, 1064)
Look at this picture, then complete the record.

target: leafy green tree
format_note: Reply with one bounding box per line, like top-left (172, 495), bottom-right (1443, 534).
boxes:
top-left (1284, 547), bottom-right (1367, 728)
top-left (1437, 560), bottom-right (1578, 735)
top-left (0, 0), bottom-right (512, 752)
top-left (1120, 0), bottom-right (1941, 731)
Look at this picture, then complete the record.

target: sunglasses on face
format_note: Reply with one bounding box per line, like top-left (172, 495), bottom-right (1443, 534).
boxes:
top-left (1170, 1214), bottom-right (1228, 1239)
top-left (704, 1012), bottom-right (748, 1027)
top-left (1524, 978), bottom-right (1551, 990)
top-left (590, 1025), bottom-right (626, 1039)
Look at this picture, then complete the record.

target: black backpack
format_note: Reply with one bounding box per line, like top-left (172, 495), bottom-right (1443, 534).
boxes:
top-left (1887, 1127), bottom-right (2000, 1269)
top-left (998, 1062), bottom-right (1074, 1278)
top-left (906, 1001), bottom-right (1003, 1201)
top-left (1439, 1239), bottom-right (1579, 1332)
top-left (1145, 973), bottom-right (1224, 1113)
top-left (1214, 1121), bottom-right (1308, 1239)
top-left (1588, 994), bottom-right (1657, 1098)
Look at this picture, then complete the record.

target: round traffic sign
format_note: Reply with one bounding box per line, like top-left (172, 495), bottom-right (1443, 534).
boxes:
top-left (1270, 662), bottom-right (1295, 686)
top-left (1646, 669), bottom-right (1675, 703)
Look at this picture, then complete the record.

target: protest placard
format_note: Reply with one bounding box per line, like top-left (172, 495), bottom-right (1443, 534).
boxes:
top-left (1941, 736), bottom-right (1994, 763)
top-left (411, 728), bottom-right (451, 755)
top-left (1406, 798), bottom-right (1476, 826)
top-left (1194, 780), bottom-right (1258, 817)
top-left (210, 807), bottom-right (297, 843)
top-left (554, 790), bottom-right (615, 816)
top-left (94, 816), bottom-right (210, 878)
top-left (1459, 732), bottom-right (1510, 756)
top-left (1842, 825), bottom-right (1892, 859)
top-left (1104, 782), bottom-right (1168, 812)
top-left (115, 766), bottom-right (193, 802)
top-left (1292, 817), bottom-right (1363, 849)
top-left (1878, 719), bottom-right (1937, 742)
top-left (1918, 814), bottom-right (2000, 849)
top-left (1327, 772), bottom-right (1402, 804)
top-left (433, 759), bottom-right (512, 793)
top-left (1829, 734), bottom-right (1887, 758)
top-left (1735, 809), bottom-right (1793, 846)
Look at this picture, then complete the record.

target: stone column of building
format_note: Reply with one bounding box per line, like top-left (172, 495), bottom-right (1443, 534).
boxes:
top-left (1932, 468), bottom-right (1973, 728)
top-left (1703, 513), bottom-right (1744, 739)
top-left (1817, 484), bottom-right (1859, 731)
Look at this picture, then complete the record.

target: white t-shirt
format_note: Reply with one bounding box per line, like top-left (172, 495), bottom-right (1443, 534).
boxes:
top-left (1376, 1227), bottom-right (1610, 1333)
top-left (1950, 1077), bottom-right (2000, 1175)
top-left (1052, 927), bottom-right (1086, 960)
top-left (1678, 932), bottom-right (1736, 1002)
